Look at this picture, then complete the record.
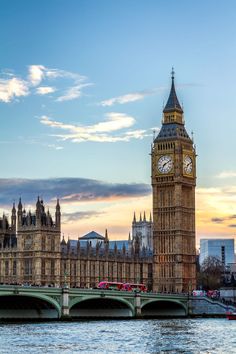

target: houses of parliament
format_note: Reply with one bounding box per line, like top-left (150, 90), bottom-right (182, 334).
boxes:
top-left (0, 72), bottom-right (196, 292)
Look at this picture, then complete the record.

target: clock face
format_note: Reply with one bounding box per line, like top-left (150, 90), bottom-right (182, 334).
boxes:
top-left (157, 155), bottom-right (173, 174)
top-left (183, 155), bottom-right (193, 174)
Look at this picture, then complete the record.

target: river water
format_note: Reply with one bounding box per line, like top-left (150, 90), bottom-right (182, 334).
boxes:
top-left (0, 319), bottom-right (235, 354)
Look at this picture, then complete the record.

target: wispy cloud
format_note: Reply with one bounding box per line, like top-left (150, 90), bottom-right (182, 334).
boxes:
top-left (47, 144), bottom-right (64, 150)
top-left (28, 65), bottom-right (91, 101)
top-left (211, 217), bottom-right (225, 224)
top-left (217, 171), bottom-right (236, 178)
top-left (100, 90), bottom-right (155, 106)
top-left (36, 86), bottom-right (56, 95)
top-left (0, 65), bottom-right (91, 103)
top-left (63, 210), bottom-right (104, 222)
top-left (99, 83), bottom-right (201, 107)
top-left (211, 214), bottom-right (236, 225)
top-left (56, 83), bottom-right (92, 102)
top-left (40, 113), bottom-right (151, 143)
top-left (0, 77), bottom-right (29, 102)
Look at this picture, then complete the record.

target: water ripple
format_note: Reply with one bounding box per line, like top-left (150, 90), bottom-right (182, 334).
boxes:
top-left (0, 319), bottom-right (235, 354)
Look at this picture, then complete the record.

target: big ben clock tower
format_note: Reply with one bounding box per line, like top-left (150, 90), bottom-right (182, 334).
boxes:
top-left (152, 70), bottom-right (196, 293)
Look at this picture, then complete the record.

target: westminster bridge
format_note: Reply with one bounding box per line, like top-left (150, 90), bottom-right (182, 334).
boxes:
top-left (0, 285), bottom-right (233, 320)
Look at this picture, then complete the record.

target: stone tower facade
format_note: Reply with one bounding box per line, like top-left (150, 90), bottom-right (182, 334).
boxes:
top-left (151, 70), bottom-right (196, 293)
top-left (132, 212), bottom-right (153, 250)
top-left (17, 197), bottom-right (61, 286)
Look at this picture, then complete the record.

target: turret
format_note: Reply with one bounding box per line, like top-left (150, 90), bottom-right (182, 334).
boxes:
top-left (104, 229), bottom-right (109, 253)
top-left (55, 198), bottom-right (61, 230)
top-left (36, 196), bottom-right (41, 226)
top-left (11, 202), bottom-right (16, 233)
top-left (104, 229), bottom-right (109, 244)
top-left (61, 234), bottom-right (66, 246)
top-left (17, 198), bottom-right (23, 226)
top-left (114, 241), bottom-right (117, 255)
top-left (122, 242), bottom-right (126, 255)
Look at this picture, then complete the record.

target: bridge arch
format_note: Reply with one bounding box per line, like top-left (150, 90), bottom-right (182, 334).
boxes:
top-left (141, 299), bottom-right (187, 317)
top-left (70, 295), bottom-right (134, 318)
top-left (0, 293), bottom-right (61, 320)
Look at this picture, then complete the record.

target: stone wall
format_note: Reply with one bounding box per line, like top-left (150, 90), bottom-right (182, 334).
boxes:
top-left (190, 297), bottom-right (235, 316)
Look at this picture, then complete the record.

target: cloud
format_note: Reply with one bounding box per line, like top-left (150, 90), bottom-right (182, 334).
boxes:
top-left (228, 224), bottom-right (236, 228)
top-left (56, 83), bottom-right (92, 102)
top-left (63, 210), bottom-right (104, 223)
top-left (47, 144), bottom-right (64, 150)
top-left (28, 65), bottom-right (92, 101)
top-left (29, 65), bottom-right (92, 101)
top-left (211, 217), bottom-right (225, 224)
top-left (28, 65), bottom-right (45, 86)
top-left (196, 185), bottom-right (236, 242)
top-left (100, 90), bottom-right (155, 106)
top-left (99, 83), bottom-right (200, 107)
top-left (211, 214), bottom-right (236, 224)
top-left (100, 88), bottom-right (159, 107)
top-left (0, 65), bottom-right (91, 103)
top-left (217, 171), bottom-right (236, 178)
top-left (36, 86), bottom-right (56, 95)
top-left (0, 77), bottom-right (29, 102)
top-left (40, 113), bottom-right (151, 143)
top-left (0, 177), bottom-right (151, 206)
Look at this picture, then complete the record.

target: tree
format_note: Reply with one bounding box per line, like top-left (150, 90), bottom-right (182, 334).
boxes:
top-left (199, 256), bottom-right (225, 290)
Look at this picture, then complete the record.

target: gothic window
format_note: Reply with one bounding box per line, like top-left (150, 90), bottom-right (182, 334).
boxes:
top-left (51, 237), bottom-right (55, 252)
top-left (24, 235), bottom-right (33, 250)
top-left (73, 262), bottom-right (76, 276)
top-left (51, 260), bottom-right (55, 276)
top-left (42, 235), bottom-right (46, 251)
top-left (24, 259), bottom-right (32, 275)
top-left (13, 260), bottom-right (17, 276)
top-left (5, 260), bottom-right (9, 276)
top-left (118, 263), bottom-right (122, 280)
top-left (41, 259), bottom-right (45, 276)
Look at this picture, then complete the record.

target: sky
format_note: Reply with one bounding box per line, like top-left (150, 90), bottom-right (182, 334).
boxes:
top-left (0, 0), bottom-right (236, 245)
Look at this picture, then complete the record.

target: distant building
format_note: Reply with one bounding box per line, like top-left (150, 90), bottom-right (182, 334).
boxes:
top-left (199, 239), bottom-right (235, 266)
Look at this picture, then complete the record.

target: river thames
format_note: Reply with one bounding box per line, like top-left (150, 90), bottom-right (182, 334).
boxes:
top-left (0, 318), bottom-right (235, 353)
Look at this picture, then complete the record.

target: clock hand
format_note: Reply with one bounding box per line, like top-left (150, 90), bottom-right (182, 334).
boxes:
top-left (163, 159), bottom-right (171, 167)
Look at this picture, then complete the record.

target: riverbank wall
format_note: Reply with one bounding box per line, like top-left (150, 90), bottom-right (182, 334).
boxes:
top-left (190, 297), bottom-right (235, 317)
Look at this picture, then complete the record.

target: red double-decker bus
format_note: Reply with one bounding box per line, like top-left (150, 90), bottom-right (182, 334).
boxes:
top-left (98, 281), bottom-right (123, 290)
top-left (98, 281), bottom-right (147, 292)
top-left (122, 283), bottom-right (147, 292)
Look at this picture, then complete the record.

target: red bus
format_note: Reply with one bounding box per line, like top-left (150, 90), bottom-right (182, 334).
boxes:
top-left (122, 283), bottom-right (147, 292)
top-left (98, 281), bottom-right (147, 292)
top-left (98, 281), bottom-right (123, 290)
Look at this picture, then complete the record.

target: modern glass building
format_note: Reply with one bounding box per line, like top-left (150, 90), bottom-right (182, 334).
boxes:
top-left (199, 239), bottom-right (235, 265)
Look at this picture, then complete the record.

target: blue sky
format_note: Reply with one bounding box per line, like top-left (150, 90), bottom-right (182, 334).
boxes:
top-left (1, 0), bottom-right (236, 242)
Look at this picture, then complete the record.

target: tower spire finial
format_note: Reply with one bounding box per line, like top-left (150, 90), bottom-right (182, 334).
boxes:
top-left (171, 67), bottom-right (175, 81)
top-left (163, 68), bottom-right (183, 114)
